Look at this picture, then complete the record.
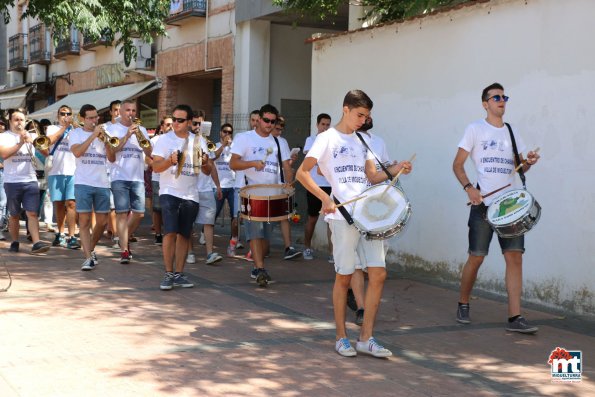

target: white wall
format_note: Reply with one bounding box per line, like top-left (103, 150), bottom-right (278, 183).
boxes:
top-left (310, 0), bottom-right (595, 315)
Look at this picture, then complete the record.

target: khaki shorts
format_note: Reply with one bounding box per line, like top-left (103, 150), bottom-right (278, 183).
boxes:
top-left (328, 219), bottom-right (385, 275)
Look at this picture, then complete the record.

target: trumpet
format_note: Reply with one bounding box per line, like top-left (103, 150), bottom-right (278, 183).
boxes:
top-left (206, 138), bottom-right (216, 152)
top-left (96, 124), bottom-right (120, 148)
top-left (24, 119), bottom-right (50, 151)
top-left (130, 117), bottom-right (150, 149)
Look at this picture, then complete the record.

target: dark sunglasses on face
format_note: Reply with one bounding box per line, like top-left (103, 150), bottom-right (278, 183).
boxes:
top-left (261, 117), bottom-right (276, 124)
top-left (172, 117), bottom-right (188, 123)
top-left (487, 95), bottom-right (509, 103)
top-left (192, 121), bottom-right (201, 126)
top-left (222, 129), bottom-right (232, 133)
top-left (59, 111), bottom-right (72, 116)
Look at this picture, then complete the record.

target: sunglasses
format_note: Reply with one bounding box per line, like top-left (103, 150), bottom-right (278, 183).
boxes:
top-left (261, 117), bottom-right (277, 124)
top-left (192, 121), bottom-right (201, 126)
top-left (59, 112), bottom-right (72, 116)
top-left (487, 95), bottom-right (509, 103)
top-left (172, 117), bottom-right (188, 123)
top-left (222, 129), bottom-right (232, 133)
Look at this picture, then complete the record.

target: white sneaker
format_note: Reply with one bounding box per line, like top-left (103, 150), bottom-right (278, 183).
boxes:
top-left (112, 237), bottom-right (120, 249)
top-left (335, 338), bottom-right (357, 357)
top-left (186, 253), bottom-right (196, 264)
top-left (303, 248), bottom-right (314, 260)
top-left (199, 232), bottom-right (206, 245)
top-left (355, 337), bottom-right (392, 358)
top-left (206, 252), bottom-right (223, 265)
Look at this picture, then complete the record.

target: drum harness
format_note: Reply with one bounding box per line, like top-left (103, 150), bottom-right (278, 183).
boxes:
top-left (505, 123), bottom-right (527, 189)
top-left (331, 132), bottom-right (395, 226)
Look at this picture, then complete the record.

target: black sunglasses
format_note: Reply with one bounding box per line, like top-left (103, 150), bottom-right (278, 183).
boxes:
top-left (59, 112), bottom-right (72, 116)
top-left (192, 121), bottom-right (201, 126)
top-left (221, 129), bottom-right (233, 133)
top-left (261, 117), bottom-right (277, 124)
top-left (172, 117), bottom-right (188, 123)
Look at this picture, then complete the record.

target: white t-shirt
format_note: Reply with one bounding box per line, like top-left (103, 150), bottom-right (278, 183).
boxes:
top-left (0, 130), bottom-right (38, 183)
top-left (46, 125), bottom-right (76, 176)
top-left (230, 130), bottom-right (290, 185)
top-left (68, 127), bottom-right (110, 188)
top-left (304, 135), bottom-right (330, 187)
top-left (214, 143), bottom-right (235, 189)
top-left (152, 131), bottom-right (201, 202)
top-left (305, 127), bottom-right (374, 221)
top-left (232, 131), bottom-right (248, 189)
top-left (106, 122), bottom-right (150, 182)
top-left (458, 119), bottom-right (526, 205)
top-left (150, 134), bottom-right (161, 182)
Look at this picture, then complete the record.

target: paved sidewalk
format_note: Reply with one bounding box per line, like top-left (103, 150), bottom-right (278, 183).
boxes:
top-left (0, 224), bottom-right (593, 396)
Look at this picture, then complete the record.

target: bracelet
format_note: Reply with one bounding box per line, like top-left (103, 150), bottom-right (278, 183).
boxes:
top-left (463, 182), bottom-right (473, 191)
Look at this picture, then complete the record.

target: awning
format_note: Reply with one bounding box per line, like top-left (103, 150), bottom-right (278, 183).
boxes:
top-left (28, 80), bottom-right (161, 121)
top-left (0, 85), bottom-right (33, 110)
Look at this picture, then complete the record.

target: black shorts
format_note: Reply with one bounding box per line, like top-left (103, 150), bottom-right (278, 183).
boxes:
top-left (306, 186), bottom-right (332, 217)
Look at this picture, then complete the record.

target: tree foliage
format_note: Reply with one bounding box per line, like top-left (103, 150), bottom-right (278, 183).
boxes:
top-left (0, 0), bottom-right (170, 65)
top-left (273, 0), bottom-right (471, 23)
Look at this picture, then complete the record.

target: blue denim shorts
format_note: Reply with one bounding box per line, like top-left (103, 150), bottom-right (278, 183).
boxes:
top-left (195, 191), bottom-right (216, 225)
top-left (215, 187), bottom-right (236, 219)
top-left (4, 181), bottom-right (40, 215)
top-left (74, 184), bottom-right (111, 213)
top-left (160, 194), bottom-right (199, 238)
top-left (48, 175), bottom-right (75, 202)
top-left (111, 180), bottom-right (145, 213)
top-left (151, 181), bottom-right (161, 212)
top-left (468, 203), bottom-right (524, 256)
top-left (244, 219), bottom-right (272, 241)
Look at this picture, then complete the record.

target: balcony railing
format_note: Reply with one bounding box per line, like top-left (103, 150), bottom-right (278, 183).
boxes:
top-left (29, 24), bottom-right (52, 64)
top-left (54, 27), bottom-right (80, 58)
top-left (82, 29), bottom-right (113, 50)
top-left (9, 33), bottom-right (28, 71)
top-left (166, 0), bottom-right (207, 24)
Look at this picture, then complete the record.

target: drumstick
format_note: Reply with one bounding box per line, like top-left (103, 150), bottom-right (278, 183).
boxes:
top-left (514, 147), bottom-right (540, 172)
top-left (466, 183), bottom-right (511, 206)
top-left (262, 147), bottom-right (273, 163)
top-left (319, 195), bottom-right (367, 214)
top-left (383, 153), bottom-right (416, 194)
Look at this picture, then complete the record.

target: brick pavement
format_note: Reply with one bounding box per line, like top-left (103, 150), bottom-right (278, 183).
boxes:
top-left (0, 223), bottom-right (593, 396)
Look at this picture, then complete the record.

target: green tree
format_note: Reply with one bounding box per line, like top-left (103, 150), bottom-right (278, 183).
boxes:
top-left (273, 0), bottom-right (470, 23)
top-left (0, 0), bottom-right (170, 65)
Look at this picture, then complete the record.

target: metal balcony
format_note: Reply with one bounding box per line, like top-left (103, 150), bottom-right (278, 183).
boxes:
top-left (29, 24), bottom-right (52, 64)
top-left (54, 28), bottom-right (81, 58)
top-left (166, 0), bottom-right (207, 24)
top-left (8, 33), bottom-right (28, 72)
top-left (82, 30), bottom-right (113, 50)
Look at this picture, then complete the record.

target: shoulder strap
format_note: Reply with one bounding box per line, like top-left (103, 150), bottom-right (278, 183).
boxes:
top-left (333, 196), bottom-right (354, 225)
top-left (50, 125), bottom-right (72, 156)
top-left (355, 132), bottom-right (393, 181)
top-left (504, 123), bottom-right (526, 188)
top-left (273, 136), bottom-right (284, 183)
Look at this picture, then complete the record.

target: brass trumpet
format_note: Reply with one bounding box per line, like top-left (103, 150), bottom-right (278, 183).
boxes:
top-left (97, 124), bottom-right (120, 148)
top-left (131, 117), bottom-right (150, 149)
top-left (206, 138), bottom-right (216, 152)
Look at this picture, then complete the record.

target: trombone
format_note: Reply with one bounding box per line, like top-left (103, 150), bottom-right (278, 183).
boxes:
top-left (96, 124), bottom-right (120, 148)
top-left (131, 117), bottom-right (151, 148)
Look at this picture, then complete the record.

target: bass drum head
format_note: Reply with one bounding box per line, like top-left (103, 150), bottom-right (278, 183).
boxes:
top-left (351, 184), bottom-right (411, 238)
top-left (486, 189), bottom-right (536, 227)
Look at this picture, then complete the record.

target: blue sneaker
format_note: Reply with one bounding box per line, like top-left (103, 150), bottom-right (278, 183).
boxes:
top-left (67, 236), bottom-right (81, 249)
top-left (160, 272), bottom-right (175, 290)
top-left (173, 273), bottom-right (194, 288)
top-left (52, 233), bottom-right (65, 247)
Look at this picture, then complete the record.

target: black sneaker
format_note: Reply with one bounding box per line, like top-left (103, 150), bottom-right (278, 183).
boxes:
top-left (31, 241), bottom-right (50, 254)
top-left (456, 303), bottom-right (471, 324)
top-left (505, 316), bottom-right (538, 334)
top-left (355, 308), bottom-right (364, 326)
top-left (256, 268), bottom-right (269, 287)
top-left (9, 241), bottom-right (19, 252)
top-left (283, 246), bottom-right (301, 260)
top-left (154, 234), bottom-right (163, 246)
top-left (347, 288), bottom-right (358, 312)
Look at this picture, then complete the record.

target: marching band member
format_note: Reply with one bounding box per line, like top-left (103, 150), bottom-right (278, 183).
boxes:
top-left (0, 108), bottom-right (50, 254)
top-left (69, 104), bottom-right (114, 270)
top-left (453, 82), bottom-right (540, 333)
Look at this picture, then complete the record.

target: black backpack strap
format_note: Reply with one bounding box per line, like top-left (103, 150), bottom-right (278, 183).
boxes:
top-left (355, 132), bottom-right (393, 181)
top-left (504, 123), bottom-right (526, 188)
top-left (273, 136), bottom-right (284, 183)
top-left (333, 196), bottom-right (354, 225)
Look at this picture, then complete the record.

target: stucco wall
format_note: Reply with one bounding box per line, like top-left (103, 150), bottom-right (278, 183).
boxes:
top-left (310, 0), bottom-right (594, 315)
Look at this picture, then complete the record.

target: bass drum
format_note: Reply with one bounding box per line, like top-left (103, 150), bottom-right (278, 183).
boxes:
top-left (239, 184), bottom-right (295, 222)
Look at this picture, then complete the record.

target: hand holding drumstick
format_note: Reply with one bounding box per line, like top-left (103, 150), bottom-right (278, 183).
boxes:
top-left (382, 153), bottom-right (416, 194)
top-left (319, 194), bottom-right (367, 214)
top-left (516, 147), bottom-right (540, 171)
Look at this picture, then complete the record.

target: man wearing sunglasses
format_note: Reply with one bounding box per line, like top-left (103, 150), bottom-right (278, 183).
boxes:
top-left (45, 106), bottom-right (80, 250)
top-left (453, 82), bottom-right (541, 334)
top-left (105, 99), bottom-right (152, 264)
top-left (230, 104), bottom-right (293, 286)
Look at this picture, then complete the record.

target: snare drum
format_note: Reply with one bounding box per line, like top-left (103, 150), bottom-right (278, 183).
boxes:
top-left (486, 189), bottom-right (541, 237)
top-left (350, 184), bottom-right (412, 240)
top-left (239, 184), bottom-right (295, 222)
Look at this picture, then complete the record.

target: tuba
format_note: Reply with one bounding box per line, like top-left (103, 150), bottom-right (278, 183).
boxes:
top-left (131, 117), bottom-right (150, 148)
